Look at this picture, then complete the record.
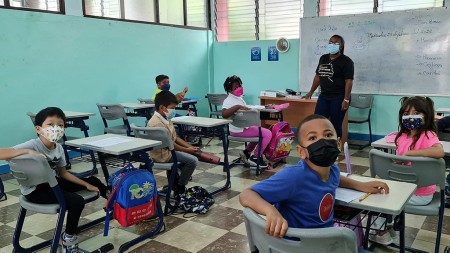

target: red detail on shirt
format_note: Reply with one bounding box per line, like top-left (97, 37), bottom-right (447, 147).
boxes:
top-left (319, 193), bottom-right (334, 222)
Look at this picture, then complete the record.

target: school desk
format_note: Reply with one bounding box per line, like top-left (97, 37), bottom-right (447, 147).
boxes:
top-left (336, 175), bottom-right (417, 253)
top-left (259, 96), bottom-right (349, 144)
top-left (175, 99), bottom-right (199, 116)
top-left (371, 138), bottom-right (450, 156)
top-left (171, 116), bottom-right (232, 195)
top-left (65, 134), bottom-right (163, 252)
top-left (120, 103), bottom-right (155, 120)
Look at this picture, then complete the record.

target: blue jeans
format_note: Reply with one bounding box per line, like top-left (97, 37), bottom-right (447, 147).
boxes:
top-left (314, 95), bottom-right (348, 138)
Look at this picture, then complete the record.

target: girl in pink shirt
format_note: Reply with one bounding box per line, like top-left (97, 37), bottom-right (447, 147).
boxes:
top-left (395, 96), bottom-right (444, 205)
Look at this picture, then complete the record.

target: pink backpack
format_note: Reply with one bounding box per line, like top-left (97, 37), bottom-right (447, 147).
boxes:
top-left (264, 121), bottom-right (295, 161)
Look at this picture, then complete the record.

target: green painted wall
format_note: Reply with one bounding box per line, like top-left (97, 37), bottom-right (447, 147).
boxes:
top-left (0, 9), bottom-right (211, 149)
top-left (212, 39), bottom-right (449, 137)
top-left (212, 40), bottom-right (300, 103)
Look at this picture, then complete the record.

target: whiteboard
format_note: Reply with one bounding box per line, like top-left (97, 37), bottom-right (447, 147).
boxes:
top-left (299, 7), bottom-right (450, 96)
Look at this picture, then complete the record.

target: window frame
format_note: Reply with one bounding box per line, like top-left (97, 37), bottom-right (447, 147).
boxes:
top-left (0, 0), bottom-right (66, 14)
top-left (82, 0), bottom-right (211, 31)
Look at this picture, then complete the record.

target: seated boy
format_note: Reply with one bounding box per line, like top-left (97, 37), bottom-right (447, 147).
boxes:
top-left (153, 74), bottom-right (189, 103)
top-left (0, 107), bottom-right (107, 253)
top-left (147, 91), bottom-right (198, 195)
top-left (240, 114), bottom-right (389, 237)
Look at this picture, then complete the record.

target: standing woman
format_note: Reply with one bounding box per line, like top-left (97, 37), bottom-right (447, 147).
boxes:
top-left (304, 35), bottom-right (354, 138)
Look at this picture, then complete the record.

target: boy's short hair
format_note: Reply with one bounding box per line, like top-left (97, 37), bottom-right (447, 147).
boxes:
top-left (155, 74), bottom-right (169, 84)
top-left (155, 91), bottom-right (178, 109)
top-left (34, 107), bottom-right (66, 127)
top-left (296, 114), bottom-right (328, 142)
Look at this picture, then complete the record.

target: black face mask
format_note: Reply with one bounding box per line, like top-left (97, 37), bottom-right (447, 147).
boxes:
top-left (302, 139), bottom-right (340, 167)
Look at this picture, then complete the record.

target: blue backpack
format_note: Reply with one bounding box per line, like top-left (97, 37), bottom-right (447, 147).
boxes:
top-left (104, 164), bottom-right (158, 236)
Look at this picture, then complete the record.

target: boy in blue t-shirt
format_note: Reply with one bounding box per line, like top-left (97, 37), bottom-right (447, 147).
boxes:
top-left (240, 114), bottom-right (389, 238)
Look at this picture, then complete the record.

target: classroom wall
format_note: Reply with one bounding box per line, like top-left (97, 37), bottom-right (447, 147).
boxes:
top-left (0, 9), bottom-right (211, 150)
top-left (212, 1), bottom-right (450, 140)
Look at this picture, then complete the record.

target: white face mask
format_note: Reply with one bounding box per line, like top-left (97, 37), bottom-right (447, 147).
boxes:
top-left (40, 126), bottom-right (64, 143)
top-left (164, 108), bottom-right (176, 119)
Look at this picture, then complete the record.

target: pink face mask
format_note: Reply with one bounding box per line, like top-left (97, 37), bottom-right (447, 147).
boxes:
top-left (232, 86), bottom-right (244, 97)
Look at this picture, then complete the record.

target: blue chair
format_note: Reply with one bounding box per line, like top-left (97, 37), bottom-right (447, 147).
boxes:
top-left (8, 154), bottom-right (101, 253)
top-left (369, 149), bottom-right (445, 253)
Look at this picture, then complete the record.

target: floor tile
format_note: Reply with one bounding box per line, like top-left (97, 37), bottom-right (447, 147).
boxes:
top-left (219, 195), bottom-right (244, 210)
top-left (7, 213), bottom-right (59, 236)
top-left (212, 177), bottom-right (259, 192)
top-left (129, 240), bottom-right (191, 253)
top-left (79, 227), bottom-right (139, 252)
top-left (405, 214), bottom-right (426, 229)
top-left (0, 236), bottom-right (46, 252)
top-left (230, 222), bottom-right (247, 236)
top-left (154, 221), bottom-right (228, 252)
top-left (190, 172), bottom-right (227, 185)
top-left (0, 224), bottom-right (33, 247)
top-left (0, 194), bottom-right (19, 208)
top-left (3, 182), bottom-right (20, 192)
top-left (198, 232), bottom-right (249, 253)
top-left (191, 205), bottom-right (244, 230)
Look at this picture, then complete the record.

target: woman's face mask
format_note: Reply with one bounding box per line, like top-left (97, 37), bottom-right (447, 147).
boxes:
top-left (327, 43), bottom-right (340, 54)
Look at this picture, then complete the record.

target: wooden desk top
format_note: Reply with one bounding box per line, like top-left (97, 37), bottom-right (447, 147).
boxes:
top-left (259, 96), bottom-right (318, 103)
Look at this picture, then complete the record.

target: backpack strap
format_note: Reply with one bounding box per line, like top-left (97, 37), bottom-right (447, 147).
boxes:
top-left (104, 183), bottom-right (120, 236)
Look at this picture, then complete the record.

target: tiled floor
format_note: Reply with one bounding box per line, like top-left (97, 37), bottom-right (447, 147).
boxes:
top-left (1, 139), bottom-right (449, 252)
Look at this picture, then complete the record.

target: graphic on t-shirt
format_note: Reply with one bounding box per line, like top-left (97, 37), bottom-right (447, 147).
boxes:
top-left (319, 193), bottom-right (334, 222)
top-left (318, 63), bottom-right (334, 82)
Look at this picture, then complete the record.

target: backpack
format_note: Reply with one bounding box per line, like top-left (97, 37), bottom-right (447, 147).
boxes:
top-left (104, 164), bottom-right (158, 236)
top-left (176, 186), bottom-right (214, 215)
top-left (264, 121), bottom-right (295, 161)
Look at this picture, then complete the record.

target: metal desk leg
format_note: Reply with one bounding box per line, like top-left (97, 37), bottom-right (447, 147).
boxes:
top-left (97, 152), bottom-right (111, 182)
top-left (399, 211), bottom-right (405, 253)
top-left (363, 213), bottom-right (372, 249)
top-left (210, 125), bottom-right (231, 195)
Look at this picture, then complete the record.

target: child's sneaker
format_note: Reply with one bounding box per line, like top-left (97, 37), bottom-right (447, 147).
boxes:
top-left (249, 155), bottom-right (268, 168)
top-left (239, 150), bottom-right (251, 166)
top-left (369, 231), bottom-right (393, 246)
top-left (61, 232), bottom-right (79, 253)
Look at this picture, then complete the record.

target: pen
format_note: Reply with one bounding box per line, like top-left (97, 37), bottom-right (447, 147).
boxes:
top-left (359, 192), bottom-right (371, 202)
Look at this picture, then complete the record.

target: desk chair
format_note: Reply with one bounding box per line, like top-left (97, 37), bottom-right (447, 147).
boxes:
top-left (206, 93), bottom-right (228, 118)
top-left (8, 154), bottom-right (101, 253)
top-left (348, 95), bottom-right (374, 149)
top-left (138, 98), bottom-right (154, 104)
top-left (25, 112), bottom-right (97, 178)
top-left (97, 104), bottom-right (132, 136)
top-left (243, 208), bottom-right (366, 253)
top-left (369, 149), bottom-right (445, 253)
top-left (131, 125), bottom-right (181, 214)
top-left (228, 110), bottom-right (264, 175)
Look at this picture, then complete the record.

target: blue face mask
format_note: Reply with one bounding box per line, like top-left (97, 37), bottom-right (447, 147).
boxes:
top-left (165, 108), bottom-right (176, 119)
top-left (327, 44), bottom-right (340, 54)
top-left (161, 83), bottom-right (171, 91)
top-left (402, 115), bottom-right (423, 130)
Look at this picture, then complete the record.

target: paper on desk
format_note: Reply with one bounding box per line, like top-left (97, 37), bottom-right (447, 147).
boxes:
top-left (172, 116), bottom-right (191, 120)
top-left (84, 137), bottom-right (132, 148)
top-left (247, 105), bottom-right (266, 110)
top-left (335, 188), bottom-right (366, 203)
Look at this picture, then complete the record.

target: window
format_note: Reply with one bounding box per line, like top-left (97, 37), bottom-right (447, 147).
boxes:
top-left (84, 0), bottom-right (209, 29)
top-left (259, 0), bottom-right (304, 40)
top-left (2, 0), bottom-right (63, 12)
top-left (85, 0), bottom-right (120, 18)
top-left (187, 0), bottom-right (207, 27)
top-left (124, 0), bottom-right (155, 22)
top-left (215, 0), bottom-right (257, 42)
top-left (319, 0), bottom-right (444, 16)
top-left (378, 0), bottom-right (443, 12)
top-left (159, 0), bottom-right (184, 26)
top-left (215, 0), bottom-right (303, 42)
top-left (319, 0), bottom-right (373, 16)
